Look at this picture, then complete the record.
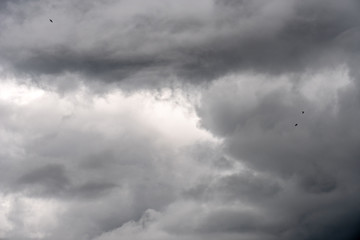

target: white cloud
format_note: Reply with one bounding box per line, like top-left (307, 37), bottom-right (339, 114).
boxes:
top-left (0, 193), bottom-right (64, 239)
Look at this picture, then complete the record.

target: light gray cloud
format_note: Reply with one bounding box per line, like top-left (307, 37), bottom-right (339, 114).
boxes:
top-left (0, 85), bottom-right (222, 239)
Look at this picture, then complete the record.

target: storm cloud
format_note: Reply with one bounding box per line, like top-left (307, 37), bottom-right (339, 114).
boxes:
top-left (0, 0), bottom-right (359, 86)
top-left (1, 0), bottom-right (360, 240)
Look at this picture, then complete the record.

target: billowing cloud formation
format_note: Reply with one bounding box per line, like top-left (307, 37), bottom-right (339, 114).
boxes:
top-left (1, 0), bottom-right (360, 240)
top-left (87, 66), bottom-right (360, 240)
top-left (0, 80), bottom-right (221, 239)
top-left (195, 67), bottom-right (360, 239)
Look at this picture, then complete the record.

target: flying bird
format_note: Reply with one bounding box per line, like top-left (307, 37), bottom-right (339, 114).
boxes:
top-left (49, 19), bottom-right (53, 23)
top-left (295, 123), bottom-right (298, 126)
top-left (302, 111), bottom-right (304, 114)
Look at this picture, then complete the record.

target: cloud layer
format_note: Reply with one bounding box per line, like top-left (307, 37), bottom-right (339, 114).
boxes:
top-left (1, 0), bottom-right (360, 240)
top-left (0, 0), bottom-right (359, 86)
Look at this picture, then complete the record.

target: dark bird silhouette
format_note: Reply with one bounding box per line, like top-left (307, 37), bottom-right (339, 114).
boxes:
top-left (49, 19), bottom-right (53, 23)
top-left (295, 123), bottom-right (298, 126)
top-left (302, 111), bottom-right (304, 114)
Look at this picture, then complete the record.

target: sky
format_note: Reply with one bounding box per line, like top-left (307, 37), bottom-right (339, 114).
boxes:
top-left (0, 0), bottom-right (360, 239)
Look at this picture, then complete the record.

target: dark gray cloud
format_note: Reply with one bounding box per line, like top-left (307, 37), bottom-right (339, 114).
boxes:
top-left (193, 68), bottom-right (360, 239)
top-left (16, 164), bottom-right (70, 195)
top-left (0, 0), bottom-right (359, 89)
top-left (14, 163), bottom-right (118, 199)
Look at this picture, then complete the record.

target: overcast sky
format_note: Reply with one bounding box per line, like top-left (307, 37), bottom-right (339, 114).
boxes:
top-left (1, 0), bottom-right (360, 240)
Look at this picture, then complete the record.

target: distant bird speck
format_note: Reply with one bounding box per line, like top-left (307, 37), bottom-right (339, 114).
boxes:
top-left (49, 19), bottom-right (53, 23)
top-left (302, 111), bottom-right (304, 114)
top-left (295, 123), bottom-right (298, 126)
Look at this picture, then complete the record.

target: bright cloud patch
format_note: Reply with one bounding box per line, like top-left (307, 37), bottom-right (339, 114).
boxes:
top-left (0, 80), bottom-right (224, 240)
